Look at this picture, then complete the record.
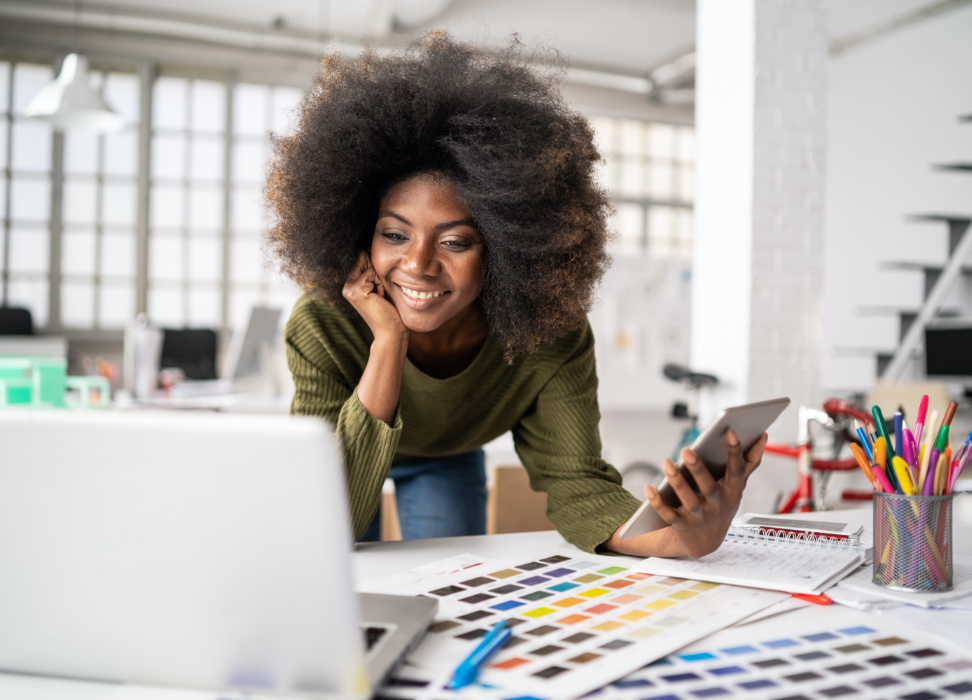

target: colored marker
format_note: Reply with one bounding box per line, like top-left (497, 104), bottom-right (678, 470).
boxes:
top-left (447, 619), bottom-right (511, 689)
top-left (919, 409), bottom-right (939, 489)
top-left (851, 443), bottom-right (880, 490)
top-left (894, 412), bottom-right (904, 462)
top-left (914, 394), bottom-right (929, 447)
top-left (872, 406), bottom-right (895, 460)
top-left (923, 448), bottom-right (940, 495)
top-left (793, 593), bottom-right (832, 605)
top-left (943, 401), bottom-right (958, 430)
top-left (936, 453), bottom-right (948, 496)
top-left (892, 457), bottom-right (915, 495)
top-left (871, 466), bottom-right (894, 494)
top-left (874, 436), bottom-right (896, 491)
top-left (902, 427), bottom-right (918, 470)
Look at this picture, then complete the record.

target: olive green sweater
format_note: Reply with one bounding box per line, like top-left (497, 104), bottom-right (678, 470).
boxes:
top-left (285, 294), bottom-right (642, 553)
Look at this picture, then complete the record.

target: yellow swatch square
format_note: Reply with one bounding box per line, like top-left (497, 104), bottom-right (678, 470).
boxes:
top-left (523, 607), bottom-right (555, 618)
top-left (489, 569), bottom-right (521, 579)
top-left (553, 597), bottom-right (584, 608)
top-left (668, 590), bottom-right (699, 601)
top-left (644, 599), bottom-right (677, 611)
top-left (633, 584), bottom-right (666, 596)
top-left (618, 610), bottom-right (651, 622)
top-left (573, 573), bottom-right (603, 584)
top-left (628, 627), bottom-right (662, 640)
top-left (690, 581), bottom-right (720, 591)
top-left (579, 588), bottom-right (609, 598)
top-left (591, 620), bottom-right (625, 632)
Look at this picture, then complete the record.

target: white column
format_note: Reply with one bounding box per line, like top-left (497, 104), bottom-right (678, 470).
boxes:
top-left (692, 0), bottom-right (828, 439)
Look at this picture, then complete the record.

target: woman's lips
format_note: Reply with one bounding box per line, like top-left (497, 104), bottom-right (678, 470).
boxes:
top-left (395, 283), bottom-right (451, 309)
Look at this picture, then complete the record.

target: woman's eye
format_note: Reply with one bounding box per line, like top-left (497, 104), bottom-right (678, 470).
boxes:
top-left (381, 232), bottom-right (407, 242)
top-left (443, 239), bottom-right (472, 249)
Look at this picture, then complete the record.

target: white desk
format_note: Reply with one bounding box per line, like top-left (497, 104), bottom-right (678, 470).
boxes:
top-left (5, 508), bottom-right (972, 699)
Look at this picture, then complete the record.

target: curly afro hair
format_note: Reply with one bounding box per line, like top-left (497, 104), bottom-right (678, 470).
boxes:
top-left (265, 31), bottom-right (613, 359)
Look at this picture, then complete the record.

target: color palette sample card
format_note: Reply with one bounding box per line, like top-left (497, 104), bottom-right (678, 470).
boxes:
top-left (374, 547), bottom-right (787, 699)
top-left (579, 606), bottom-right (972, 700)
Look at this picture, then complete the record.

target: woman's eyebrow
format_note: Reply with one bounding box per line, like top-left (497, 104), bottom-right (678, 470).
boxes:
top-left (377, 210), bottom-right (411, 226)
top-left (435, 217), bottom-right (478, 231)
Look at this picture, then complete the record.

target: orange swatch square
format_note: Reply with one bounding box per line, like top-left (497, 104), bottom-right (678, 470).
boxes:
top-left (604, 579), bottom-right (635, 589)
top-left (492, 657), bottom-right (530, 670)
top-left (557, 613), bottom-right (591, 625)
top-left (611, 593), bottom-right (643, 605)
top-left (644, 599), bottom-right (677, 611)
top-left (591, 620), bottom-right (625, 632)
top-left (552, 597), bottom-right (584, 608)
top-left (627, 572), bottom-right (653, 580)
top-left (584, 603), bottom-right (617, 615)
top-left (618, 609), bottom-right (651, 622)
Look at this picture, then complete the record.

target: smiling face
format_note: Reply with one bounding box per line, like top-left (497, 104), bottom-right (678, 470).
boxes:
top-left (370, 174), bottom-right (484, 334)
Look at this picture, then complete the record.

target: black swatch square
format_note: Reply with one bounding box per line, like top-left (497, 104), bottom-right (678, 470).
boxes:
top-left (563, 632), bottom-right (596, 644)
top-left (692, 688), bottom-right (730, 697)
top-left (795, 651), bottom-right (830, 661)
top-left (455, 628), bottom-right (487, 640)
top-left (943, 681), bottom-right (972, 694)
top-left (906, 668), bottom-right (944, 679)
top-left (429, 585), bottom-right (464, 596)
top-left (541, 555), bottom-right (571, 563)
top-left (530, 644), bottom-right (564, 656)
top-left (517, 561), bottom-right (547, 571)
top-left (459, 576), bottom-right (494, 587)
top-left (862, 677), bottom-right (901, 688)
top-left (525, 625), bottom-right (559, 637)
top-left (739, 680), bottom-right (777, 690)
top-left (600, 639), bottom-right (632, 651)
top-left (753, 658), bottom-right (790, 668)
top-left (772, 696), bottom-right (813, 700)
top-left (504, 636), bottom-right (527, 648)
top-left (533, 666), bottom-right (568, 679)
top-left (784, 672), bottom-right (822, 683)
top-left (908, 648), bottom-right (945, 658)
top-left (490, 584), bottom-right (523, 595)
top-left (900, 693), bottom-right (942, 700)
top-left (819, 686), bottom-right (859, 697)
top-left (827, 663), bottom-right (865, 674)
top-left (868, 655), bottom-right (905, 666)
top-left (504, 618), bottom-right (527, 628)
top-left (459, 593), bottom-right (494, 604)
top-left (662, 673), bottom-right (701, 682)
top-left (457, 610), bottom-right (493, 622)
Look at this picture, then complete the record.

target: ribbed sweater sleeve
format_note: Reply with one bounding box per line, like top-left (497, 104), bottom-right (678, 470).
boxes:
top-left (513, 324), bottom-right (642, 553)
top-left (285, 300), bottom-right (402, 539)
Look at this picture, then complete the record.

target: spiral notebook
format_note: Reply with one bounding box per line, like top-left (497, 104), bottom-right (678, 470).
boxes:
top-left (632, 520), bottom-right (867, 595)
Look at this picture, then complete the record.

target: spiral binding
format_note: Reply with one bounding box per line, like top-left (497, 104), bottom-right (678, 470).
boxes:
top-left (725, 525), bottom-right (861, 552)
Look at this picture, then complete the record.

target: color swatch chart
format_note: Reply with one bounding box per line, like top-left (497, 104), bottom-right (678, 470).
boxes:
top-left (579, 607), bottom-right (972, 700)
top-left (377, 547), bottom-right (785, 699)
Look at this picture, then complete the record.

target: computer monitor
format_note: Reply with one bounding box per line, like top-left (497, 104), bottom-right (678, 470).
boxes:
top-left (925, 327), bottom-right (972, 377)
top-left (222, 307), bottom-right (282, 380)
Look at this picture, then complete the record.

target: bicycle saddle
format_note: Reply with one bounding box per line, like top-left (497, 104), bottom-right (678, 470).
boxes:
top-left (822, 398), bottom-right (873, 426)
top-left (662, 364), bottom-right (719, 387)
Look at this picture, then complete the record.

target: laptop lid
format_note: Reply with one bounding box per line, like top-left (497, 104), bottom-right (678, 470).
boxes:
top-left (0, 410), bottom-right (369, 699)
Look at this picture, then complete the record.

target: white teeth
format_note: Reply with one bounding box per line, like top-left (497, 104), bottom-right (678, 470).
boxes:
top-left (401, 287), bottom-right (443, 300)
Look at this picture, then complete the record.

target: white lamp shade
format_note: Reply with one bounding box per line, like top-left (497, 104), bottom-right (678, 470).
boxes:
top-left (24, 54), bottom-right (127, 133)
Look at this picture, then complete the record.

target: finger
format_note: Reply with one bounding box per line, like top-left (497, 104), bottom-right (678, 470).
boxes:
top-left (724, 430), bottom-right (746, 486)
top-left (743, 433), bottom-right (768, 479)
top-left (680, 447), bottom-right (718, 498)
top-left (644, 485), bottom-right (680, 525)
top-left (663, 459), bottom-right (702, 512)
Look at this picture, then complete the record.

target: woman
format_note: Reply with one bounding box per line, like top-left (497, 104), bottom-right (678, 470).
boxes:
top-left (266, 33), bottom-right (767, 556)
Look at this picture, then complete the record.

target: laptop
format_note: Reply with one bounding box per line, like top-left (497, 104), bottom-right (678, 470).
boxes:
top-left (0, 409), bottom-right (436, 698)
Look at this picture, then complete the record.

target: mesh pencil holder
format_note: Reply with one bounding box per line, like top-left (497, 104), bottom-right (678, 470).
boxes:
top-left (873, 491), bottom-right (953, 592)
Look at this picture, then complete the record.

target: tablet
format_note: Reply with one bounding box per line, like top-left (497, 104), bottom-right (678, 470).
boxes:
top-left (617, 397), bottom-right (790, 540)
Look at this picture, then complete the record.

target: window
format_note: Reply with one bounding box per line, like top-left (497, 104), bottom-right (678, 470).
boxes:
top-left (61, 70), bottom-right (140, 329)
top-left (1, 62), bottom-right (54, 327)
top-left (590, 117), bottom-right (694, 258)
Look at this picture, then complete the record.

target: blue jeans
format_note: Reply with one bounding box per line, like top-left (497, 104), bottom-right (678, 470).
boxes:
top-left (358, 449), bottom-right (487, 541)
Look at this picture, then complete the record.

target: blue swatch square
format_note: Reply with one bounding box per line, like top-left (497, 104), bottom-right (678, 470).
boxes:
top-left (518, 576), bottom-right (550, 586)
top-left (803, 632), bottom-right (839, 642)
top-left (708, 666), bottom-right (745, 676)
top-left (763, 639), bottom-right (800, 649)
top-left (721, 645), bottom-right (759, 655)
top-left (679, 652), bottom-right (718, 662)
top-left (613, 679), bottom-right (654, 688)
top-left (548, 582), bottom-right (579, 592)
top-left (545, 567), bottom-right (576, 577)
top-left (739, 679), bottom-right (777, 690)
top-left (662, 673), bottom-right (701, 683)
top-left (491, 600), bottom-right (524, 611)
top-left (839, 626), bottom-right (876, 636)
top-left (692, 688), bottom-right (730, 697)
top-left (571, 561), bottom-right (598, 569)
top-left (644, 696), bottom-right (680, 700)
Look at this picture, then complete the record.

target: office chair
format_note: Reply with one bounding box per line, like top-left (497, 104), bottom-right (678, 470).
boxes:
top-left (0, 307), bottom-right (33, 335)
top-left (159, 329), bottom-right (218, 380)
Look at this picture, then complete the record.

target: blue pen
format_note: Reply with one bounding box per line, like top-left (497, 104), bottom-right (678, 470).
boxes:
top-left (447, 619), bottom-right (511, 690)
top-left (894, 412), bottom-right (904, 459)
top-left (856, 427), bottom-right (873, 461)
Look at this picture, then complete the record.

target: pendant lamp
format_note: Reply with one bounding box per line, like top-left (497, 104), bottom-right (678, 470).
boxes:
top-left (24, 53), bottom-right (126, 133)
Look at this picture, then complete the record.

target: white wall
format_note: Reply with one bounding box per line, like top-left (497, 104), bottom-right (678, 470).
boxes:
top-left (823, 5), bottom-right (972, 392)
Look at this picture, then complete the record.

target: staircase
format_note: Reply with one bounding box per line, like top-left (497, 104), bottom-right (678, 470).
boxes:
top-left (873, 113), bottom-right (972, 381)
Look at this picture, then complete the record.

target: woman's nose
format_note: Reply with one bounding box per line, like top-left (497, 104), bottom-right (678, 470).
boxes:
top-left (401, 239), bottom-right (438, 276)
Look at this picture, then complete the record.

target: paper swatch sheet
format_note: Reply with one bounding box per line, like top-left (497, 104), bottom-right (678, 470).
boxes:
top-left (376, 547), bottom-right (786, 699)
top-left (633, 538), bottom-right (863, 594)
top-left (580, 605), bottom-right (972, 700)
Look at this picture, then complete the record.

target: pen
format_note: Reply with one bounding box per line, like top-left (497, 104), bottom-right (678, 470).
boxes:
top-left (856, 427), bottom-right (873, 461)
top-left (894, 412), bottom-right (904, 462)
top-left (914, 394), bottom-right (929, 449)
top-left (923, 448), bottom-right (940, 495)
top-left (850, 443), bottom-right (880, 490)
top-left (792, 593), bottom-right (831, 605)
top-left (447, 619), bottom-right (511, 689)
top-left (919, 409), bottom-right (939, 489)
top-left (873, 406), bottom-right (894, 460)
top-left (892, 457), bottom-right (915, 495)
top-left (871, 465), bottom-right (894, 494)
